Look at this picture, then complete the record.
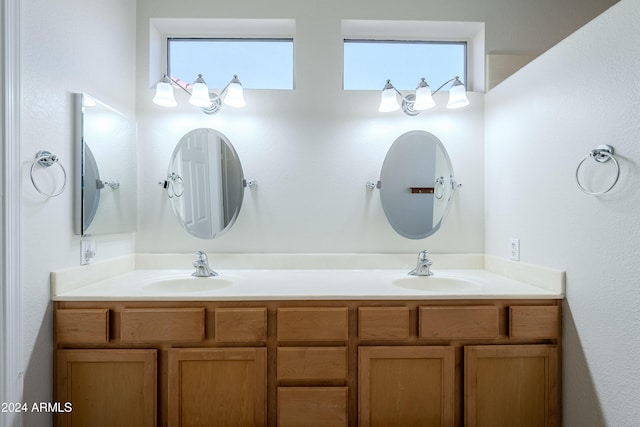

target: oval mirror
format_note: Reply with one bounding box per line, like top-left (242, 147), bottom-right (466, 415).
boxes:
top-left (168, 128), bottom-right (245, 239)
top-left (379, 130), bottom-right (458, 239)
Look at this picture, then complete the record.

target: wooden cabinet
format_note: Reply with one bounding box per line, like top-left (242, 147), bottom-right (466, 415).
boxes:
top-left (56, 349), bottom-right (156, 427)
top-left (359, 346), bottom-right (455, 427)
top-left (54, 299), bottom-right (560, 427)
top-left (167, 348), bottom-right (267, 427)
top-left (465, 345), bottom-right (559, 427)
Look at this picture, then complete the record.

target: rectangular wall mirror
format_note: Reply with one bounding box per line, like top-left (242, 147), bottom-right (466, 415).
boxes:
top-left (74, 93), bottom-right (137, 235)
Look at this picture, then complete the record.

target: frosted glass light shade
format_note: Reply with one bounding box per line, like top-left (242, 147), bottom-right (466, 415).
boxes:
top-left (414, 85), bottom-right (435, 110)
top-left (223, 76), bottom-right (246, 108)
top-left (153, 78), bottom-right (177, 107)
top-left (189, 75), bottom-right (212, 107)
top-left (378, 87), bottom-right (400, 112)
top-left (446, 79), bottom-right (470, 109)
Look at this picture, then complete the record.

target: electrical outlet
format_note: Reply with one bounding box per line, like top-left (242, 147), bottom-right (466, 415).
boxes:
top-left (81, 237), bottom-right (96, 265)
top-left (509, 238), bottom-right (520, 261)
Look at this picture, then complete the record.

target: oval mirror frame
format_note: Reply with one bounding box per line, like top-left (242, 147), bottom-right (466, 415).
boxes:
top-left (379, 130), bottom-right (457, 239)
top-left (168, 128), bottom-right (245, 239)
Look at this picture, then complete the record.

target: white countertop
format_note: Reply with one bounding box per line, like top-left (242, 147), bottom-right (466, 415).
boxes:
top-left (51, 254), bottom-right (565, 301)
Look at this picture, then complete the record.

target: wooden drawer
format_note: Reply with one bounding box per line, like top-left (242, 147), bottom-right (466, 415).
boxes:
top-left (419, 306), bottom-right (500, 339)
top-left (215, 307), bottom-right (267, 343)
top-left (121, 308), bottom-right (204, 342)
top-left (358, 307), bottom-right (410, 339)
top-left (509, 305), bottom-right (560, 339)
top-left (277, 307), bottom-right (348, 342)
top-left (278, 387), bottom-right (348, 427)
top-left (277, 347), bottom-right (347, 382)
top-left (56, 309), bottom-right (109, 344)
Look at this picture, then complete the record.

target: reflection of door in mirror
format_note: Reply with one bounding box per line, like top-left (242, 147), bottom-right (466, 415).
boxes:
top-left (168, 128), bottom-right (245, 239)
top-left (179, 131), bottom-right (216, 237)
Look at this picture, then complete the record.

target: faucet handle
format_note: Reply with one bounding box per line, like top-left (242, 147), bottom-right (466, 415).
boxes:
top-left (195, 251), bottom-right (208, 262)
top-left (418, 250), bottom-right (431, 261)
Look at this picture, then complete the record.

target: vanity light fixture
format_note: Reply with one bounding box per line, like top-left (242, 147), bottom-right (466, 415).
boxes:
top-left (378, 76), bottom-right (470, 116)
top-left (153, 74), bottom-right (246, 114)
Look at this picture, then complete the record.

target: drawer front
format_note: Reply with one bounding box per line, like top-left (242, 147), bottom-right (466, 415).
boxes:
top-left (121, 308), bottom-right (205, 342)
top-left (509, 305), bottom-right (560, 339)
top-left (278, 387), bottom-right (348, 427)
top-left (419, 306), bottom-right (500, 339)
top-left (358, 307), bottom-right (410, 340)
top-left (277, 347), bottom-right (347, 382)
top-left (215, 307), bottom-right (267, 343)
top-left (277, 307), bottom-right (348, 342)
top-left (56, 309), bottom-right (109, 344)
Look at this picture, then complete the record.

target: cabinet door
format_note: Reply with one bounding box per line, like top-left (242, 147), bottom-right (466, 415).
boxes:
top-left (168, 348), bottom-right (267, 427)
top-left (359, 346), bottom-right (455, 427)
top-left (56, 349), bottom-right (157, 427)
top-left (465, 345), bottom-right (559, 427)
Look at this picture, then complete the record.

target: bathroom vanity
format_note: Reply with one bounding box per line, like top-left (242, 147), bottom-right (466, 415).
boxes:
top-left (51, 254), bottom-right (563, 427)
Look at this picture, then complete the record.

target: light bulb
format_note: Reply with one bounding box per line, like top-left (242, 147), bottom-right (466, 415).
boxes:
top-left (446, 77), bottom-right (470, 109)
top-left (189, 74), bottom-right (212, 107)
top-left (413, 78), bottom-right (435, 110)
top-left (378, 80), bottom-right (400, 112)
top-left (223, 75), bottom-right (246, 108)
top-left (152, 75), bottom-right (177, 107)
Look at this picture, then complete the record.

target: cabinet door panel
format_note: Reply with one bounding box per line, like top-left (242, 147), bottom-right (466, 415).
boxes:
top-left (56, 349), bottom-right (156, 427)
top-left (358, 307), bottom-right (410, 339)
top-left (509, 306), bottom-right (560, 339)
top-left (278, 387), bottom-right (348, 427)
top-left (359, 346), bottom-right (455, 427)
top-left (168, 348), bottom-right (267, 427)
top-left (419, 306), bottom-right (500, 339)
top-left (465, 345), bottom-right (559, 427)
top-left (277, 307), bottom-right (348, 342)
top-left (277, 347), bottom-right (347, 382)
top-left (215, 307), bottom-right (267, 343)
top-left (121, 308), bottom-right (204, 342)
top-left (55, 309), bottom-right (109, 344)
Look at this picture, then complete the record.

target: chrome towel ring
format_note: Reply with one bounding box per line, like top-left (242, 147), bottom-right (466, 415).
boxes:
top-left (30, 150), bottom-right (67, 197)
top-left (575, 145), bottom-right (620, 196)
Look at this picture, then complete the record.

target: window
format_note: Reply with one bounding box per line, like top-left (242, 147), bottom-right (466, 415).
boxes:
top-left (343, 40), bottom-right (466, 90)
top-left (167, 38), bottom-right (294, 90)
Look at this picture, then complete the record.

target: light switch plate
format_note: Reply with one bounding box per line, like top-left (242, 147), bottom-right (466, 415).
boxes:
top-left (509, 238), bottom-right (520, 261)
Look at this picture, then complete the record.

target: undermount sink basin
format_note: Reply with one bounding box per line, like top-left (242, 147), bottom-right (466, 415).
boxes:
top-left (392, 275), bottom-right (480, 291)
top-left (141, 277), bottom-right (233, 293)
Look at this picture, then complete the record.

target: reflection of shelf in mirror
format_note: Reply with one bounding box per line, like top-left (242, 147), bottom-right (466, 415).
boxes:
top-left (410, 187), bottom-right (434, 194)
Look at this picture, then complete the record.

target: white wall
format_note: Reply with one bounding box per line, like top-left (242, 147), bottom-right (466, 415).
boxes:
top-left (484, 0), bottom-right (639, 425)
top-left (135, 0), bottom-right (616, 254)
top-left (20, 0), bottom-right (136, 424)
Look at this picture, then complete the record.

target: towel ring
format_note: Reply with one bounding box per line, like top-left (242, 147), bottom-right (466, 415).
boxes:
top-left (158, 172), bottom-right (184, 198)
top-left (575, 145), bottom-right (620, 196)
top-left (30, 150), bottom-right (67, 197)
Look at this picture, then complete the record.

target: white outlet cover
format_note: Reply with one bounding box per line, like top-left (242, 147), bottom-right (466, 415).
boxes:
top-left (509, 238), bottom-right (520, 261)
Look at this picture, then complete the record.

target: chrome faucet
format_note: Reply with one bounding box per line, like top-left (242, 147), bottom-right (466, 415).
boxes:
top-left (192, 251), bottom-right (218, 277)
top-left (408, 250), bottom-right (434, 276)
